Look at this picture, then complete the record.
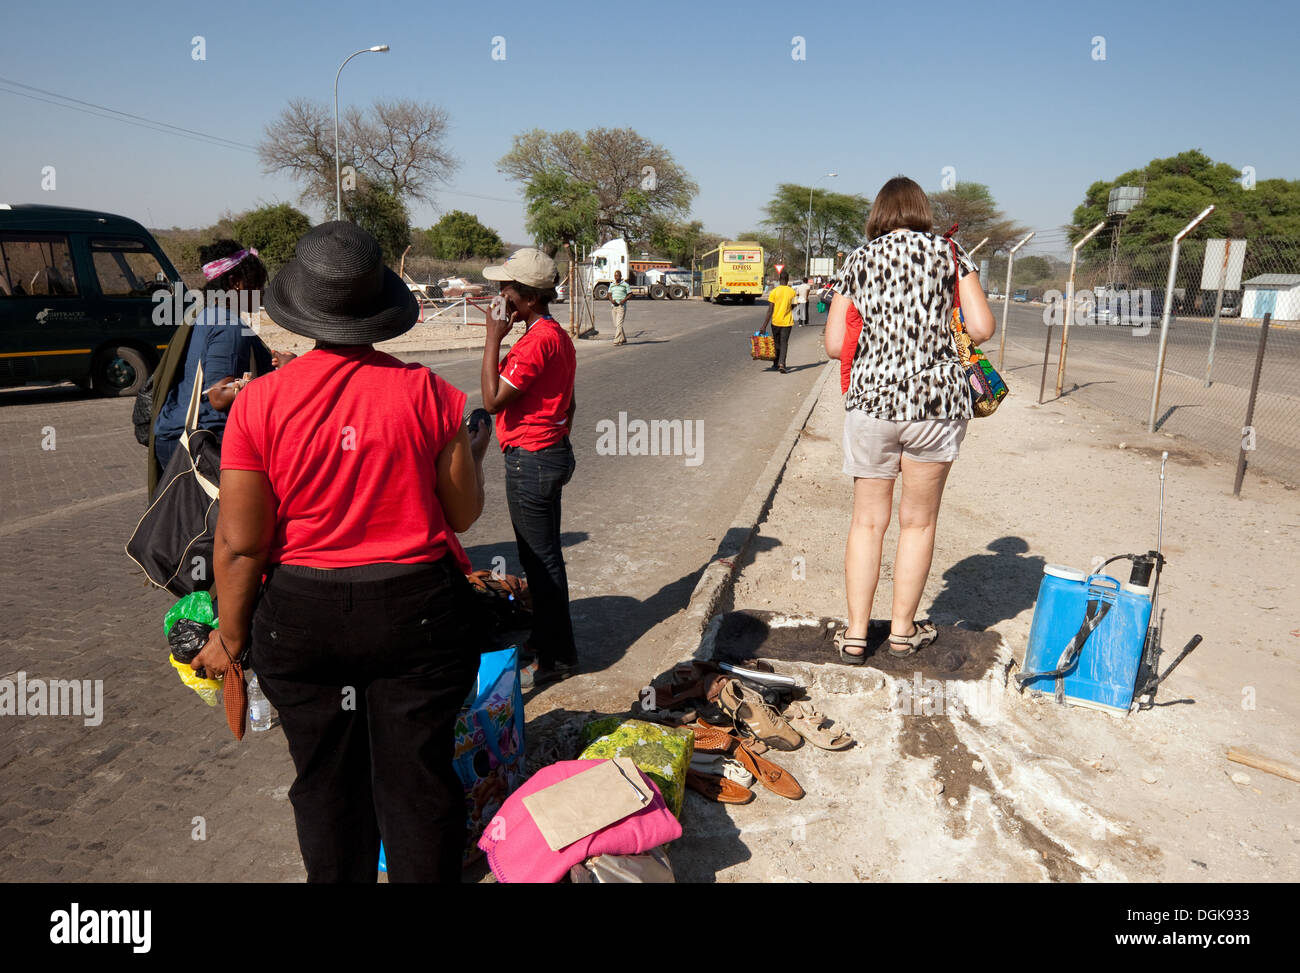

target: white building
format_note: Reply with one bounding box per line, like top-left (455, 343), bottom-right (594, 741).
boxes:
top-left (1241, 274), bottom-right (1300, 321)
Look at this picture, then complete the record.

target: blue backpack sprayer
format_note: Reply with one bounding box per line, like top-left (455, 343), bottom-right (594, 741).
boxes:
top-left (1015, 453), bottom-right (1203, 713)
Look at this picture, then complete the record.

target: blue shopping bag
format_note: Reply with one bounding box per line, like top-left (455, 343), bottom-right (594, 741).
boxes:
top-left (379, 645), bottom-right (524, 872)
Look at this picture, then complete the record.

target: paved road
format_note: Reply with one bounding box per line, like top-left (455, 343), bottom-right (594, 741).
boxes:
top-left (0, 299), bottom-right (825, 881)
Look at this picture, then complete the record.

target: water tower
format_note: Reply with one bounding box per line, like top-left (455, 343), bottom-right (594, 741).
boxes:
top-left (1105, 185), bottom-right (1145, 286)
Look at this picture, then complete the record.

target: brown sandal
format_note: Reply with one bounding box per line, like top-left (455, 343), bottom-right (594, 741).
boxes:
top-left (718, 679), bottom-right (802, 751)
top-left (693, 720), bottom-right (803, 800)
top-left (889, 621), bottom-right (938, 658)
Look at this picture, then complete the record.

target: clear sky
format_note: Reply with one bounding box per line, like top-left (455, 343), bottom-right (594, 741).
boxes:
top-left (2, 0), bottom-right (1296, 258)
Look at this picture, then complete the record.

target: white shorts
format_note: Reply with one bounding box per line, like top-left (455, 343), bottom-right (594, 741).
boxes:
top-left (842, 410), bottom-right (968, 478)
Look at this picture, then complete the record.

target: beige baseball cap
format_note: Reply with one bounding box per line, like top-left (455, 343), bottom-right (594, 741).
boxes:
top-left (482, 248), bottom-right (558, 288)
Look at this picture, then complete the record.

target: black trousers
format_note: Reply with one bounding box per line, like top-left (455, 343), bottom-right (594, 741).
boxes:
top-left (504, 439), bottom-right (578, 668)
top-left (772, 325), bottom-right (792, 368)
top-left (251, 558), bottom-right (479, 883)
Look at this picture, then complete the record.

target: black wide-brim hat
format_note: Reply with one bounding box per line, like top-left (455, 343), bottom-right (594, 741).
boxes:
top-left (263, 221), bottom-right (419, 344)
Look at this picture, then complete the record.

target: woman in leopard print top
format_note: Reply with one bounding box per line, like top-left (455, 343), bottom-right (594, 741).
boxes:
top-left (824, 176), bottom-right (995, 664)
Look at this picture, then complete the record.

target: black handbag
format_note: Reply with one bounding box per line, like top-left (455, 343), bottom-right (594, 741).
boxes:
top-left (125, 361), bottom-right (222, 596)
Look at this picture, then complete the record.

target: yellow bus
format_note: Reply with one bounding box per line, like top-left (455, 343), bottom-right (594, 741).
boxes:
top-left (699, 241), bottom-right (764, 304)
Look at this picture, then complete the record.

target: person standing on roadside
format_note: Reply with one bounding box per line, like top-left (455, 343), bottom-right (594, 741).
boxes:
top-left (760, 271), bottom-right (797, 373)
top-left (480, 249), bottom-right (580, 689)
top-left (794, 276), bottom-right (812, 326)
top-left (609, 270), bottom-right (631, 345)
top-left (190, 222), bottom-right (492, 883)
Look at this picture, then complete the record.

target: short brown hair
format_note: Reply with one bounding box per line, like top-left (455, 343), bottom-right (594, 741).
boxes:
top-left (865, 176), bottom-right (933, 240)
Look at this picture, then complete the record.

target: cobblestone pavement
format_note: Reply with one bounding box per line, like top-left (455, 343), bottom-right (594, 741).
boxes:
top-left (0, 300), bottom-right (826, 881)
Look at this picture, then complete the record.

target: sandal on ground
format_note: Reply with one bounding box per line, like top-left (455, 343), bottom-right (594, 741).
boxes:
top-left (693, 720), bottom-right (803, 800)
top-left (784, 700), bottom-right (854, 751)
top-left (718, 679), bottom-right (802, 751)
top-left (833, 629), bottom-right (869, 666)
top-left (686, 769), bottom-right (754, 805)
top-left (888, 621), bottom-right (938, 658)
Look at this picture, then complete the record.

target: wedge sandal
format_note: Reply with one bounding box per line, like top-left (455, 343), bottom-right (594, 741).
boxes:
top-left (834, 629), bottom-right (869, 666)
top-left (889, 620), bottom-right (938, 658)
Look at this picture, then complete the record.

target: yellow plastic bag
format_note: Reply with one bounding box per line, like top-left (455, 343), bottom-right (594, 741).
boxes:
top-left (169, 653), bottom-right (222, 707)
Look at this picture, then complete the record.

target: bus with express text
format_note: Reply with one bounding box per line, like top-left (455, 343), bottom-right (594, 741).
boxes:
top-left (699, 241), bottom-right (764, 304)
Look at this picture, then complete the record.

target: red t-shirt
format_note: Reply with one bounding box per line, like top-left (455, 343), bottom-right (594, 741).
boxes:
top-left (221, 347), bottom-right (471, 570)
top-left (842, 301), bottom-right (864, 395)
top-left (495, 316), bottom-right (576, 450)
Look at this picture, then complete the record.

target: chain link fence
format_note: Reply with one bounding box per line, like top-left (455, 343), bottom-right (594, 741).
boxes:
top-left (996, 234), bottom-right (1300, 492)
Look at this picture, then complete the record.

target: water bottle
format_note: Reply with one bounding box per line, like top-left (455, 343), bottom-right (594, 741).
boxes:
top-left (248, 672), bottom-right (273, 731)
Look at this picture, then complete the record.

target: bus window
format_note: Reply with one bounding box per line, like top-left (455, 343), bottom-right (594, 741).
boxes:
top-left (91, 239), bottom-right (167, 298)
top-left (0, 234), bottom-right (79, 298)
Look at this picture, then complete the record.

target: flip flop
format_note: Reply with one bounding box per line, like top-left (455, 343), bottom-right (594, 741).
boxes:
top-left (784, 700), bottom-right (854, 751)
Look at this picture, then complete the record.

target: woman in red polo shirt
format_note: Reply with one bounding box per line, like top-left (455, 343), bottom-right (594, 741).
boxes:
top-left (479, 249), bottom-right (578, 688)
top-left (190, 223), bottom-right (491, 883)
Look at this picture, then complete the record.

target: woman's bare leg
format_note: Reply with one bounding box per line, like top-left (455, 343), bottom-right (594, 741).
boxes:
top-left (844, 476), bottom-right (895, 652)
top-left (892, 458), bottom-right (953, 636)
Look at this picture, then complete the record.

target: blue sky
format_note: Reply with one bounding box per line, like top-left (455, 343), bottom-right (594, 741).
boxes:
top-left (1, 0), bottom-right (1296, 258)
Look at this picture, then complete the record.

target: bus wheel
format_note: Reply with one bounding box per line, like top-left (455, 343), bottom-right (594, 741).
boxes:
top-left (92, 345), bottom-right (148, 397)
top-left (741, 295), bottom-right (756, 305)
top-left (593, 283), bottom-right (609, 301)
top-left (669, 285), bottom-right (687, 300)
top-left (703, 293), bottom-right (712, 302)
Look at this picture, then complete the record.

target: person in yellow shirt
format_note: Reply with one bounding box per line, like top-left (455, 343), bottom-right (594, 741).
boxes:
top-left (760, 271), bottom-right (797, 373)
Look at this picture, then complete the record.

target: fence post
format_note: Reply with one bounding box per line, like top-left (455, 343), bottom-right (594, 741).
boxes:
top-left (1234, 313), bottom-right (1272, 496)
top-left (1148, 205), bottom-right (1215, 433)
top-left (1056, 221), bottom-right (1106, 396)
top-left (1039, 324), bottom-right (1054, 404)
top-left (998, 231), bottom-right (1035, 369)
top-left (1204, 241), bottom-right (1233, 387)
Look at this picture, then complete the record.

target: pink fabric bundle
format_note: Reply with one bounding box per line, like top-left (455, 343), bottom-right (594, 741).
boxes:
top-left (479, 759), bottom-right (682, 883)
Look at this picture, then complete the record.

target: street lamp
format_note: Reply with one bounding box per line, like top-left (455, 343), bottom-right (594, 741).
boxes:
top-left (335, 44), bottom-right (389, 221)
top-left (806, 172), bottom-right (837, 279)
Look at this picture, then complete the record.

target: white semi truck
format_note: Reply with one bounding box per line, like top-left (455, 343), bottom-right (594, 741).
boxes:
top-left (589, 238), bottom-right (691, 301)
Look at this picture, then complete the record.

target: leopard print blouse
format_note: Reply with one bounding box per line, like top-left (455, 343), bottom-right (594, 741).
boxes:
top-left (834, 229), bottom-right (979, 420)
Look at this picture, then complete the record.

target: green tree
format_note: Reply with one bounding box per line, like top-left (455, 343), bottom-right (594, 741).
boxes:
top-left (930, 182), bottom-right (1027, 255)
top-left (423, 210), bottom-right (504, 260)
top-left (500, 128), bottom-right (697, 243)
top-left (761, 184), bottom-right (872, 275)
top-left (643, 218), bottom-right (725, 268)
top-left (1071, 150), bottom-right (1300, 250)
top-left (230, 204), bottom-right (312, 275)
top-left (522, 170), bottom-right (601, 254)
top-left (342, 178), bottom-right (410, 266)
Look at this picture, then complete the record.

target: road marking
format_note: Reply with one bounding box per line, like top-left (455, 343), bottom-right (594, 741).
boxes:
top-left (0, 487), bottom-right (143, 537)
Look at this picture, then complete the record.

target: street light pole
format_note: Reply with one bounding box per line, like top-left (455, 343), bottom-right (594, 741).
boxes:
top-left (806, 172), bottom-right (837, 279)
top-left (335, 44), bottom-right (389, 221)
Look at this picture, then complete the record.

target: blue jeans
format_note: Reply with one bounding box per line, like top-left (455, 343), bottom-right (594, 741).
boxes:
top-left (504, 439), bottom-right (577, 668)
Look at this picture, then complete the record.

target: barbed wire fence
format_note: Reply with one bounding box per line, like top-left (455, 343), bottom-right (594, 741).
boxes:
top-left (992, 221), bottom-right (1300, 494)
